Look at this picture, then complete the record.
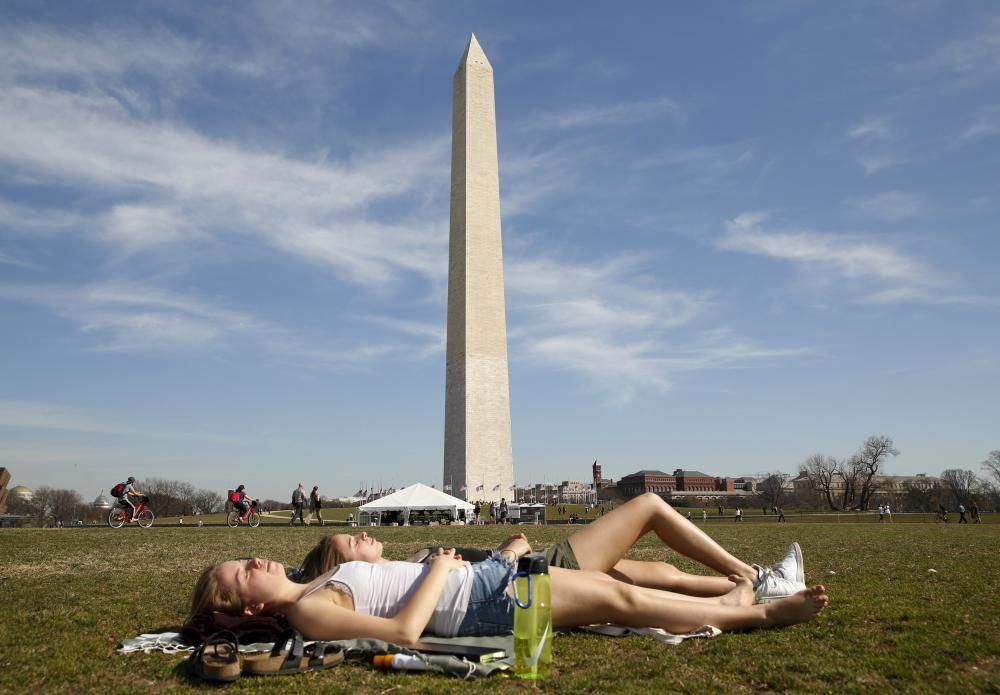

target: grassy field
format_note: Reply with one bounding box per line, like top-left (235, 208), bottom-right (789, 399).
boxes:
top-left (1, 522), bottom-right (997, 694)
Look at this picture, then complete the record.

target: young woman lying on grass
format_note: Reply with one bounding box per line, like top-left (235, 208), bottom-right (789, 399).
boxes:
top-left (298, 493), bottom-right (807, 602)
top-left (188, 496), bottom-right (829, 642)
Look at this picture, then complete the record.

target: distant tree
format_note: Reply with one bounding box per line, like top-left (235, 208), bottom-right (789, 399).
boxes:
top-left (852, 435), bottom-right (899, 510)
top-left (838, 457), bottom-right (862, 510)
top-left (191, 489), bottom-right (224, 515)
top-left (800, 454), bottom-right (842, 510)
top-left (940, 469), bottom-right (983, 506)
top-left (982, 450), bottom-right (1000, 488)
top-left (754, 472), bottom-right (789, 509)
top-left (903, 482), bottom-right (939, 513)
top-left (142, 478), bottom-right (216, 516)
top-left (28, 486), bottom-right (82, 526)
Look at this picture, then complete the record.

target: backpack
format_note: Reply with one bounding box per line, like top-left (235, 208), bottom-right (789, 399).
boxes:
top-left (110, 482), bottom-right (126, 497)
top-left (228, 489), bottom-right (241, 504)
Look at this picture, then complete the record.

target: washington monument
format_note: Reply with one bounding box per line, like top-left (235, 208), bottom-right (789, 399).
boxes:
top-left (443, 34), bottom-right (514, 503)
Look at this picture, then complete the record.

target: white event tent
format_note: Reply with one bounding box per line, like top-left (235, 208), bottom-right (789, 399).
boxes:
top-left (358, 483), bottom-right (475, 526)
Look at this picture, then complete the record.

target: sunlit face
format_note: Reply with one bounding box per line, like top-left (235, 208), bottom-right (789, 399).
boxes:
top-left (329, 532), bottom-right (383, 563)
top-left (216, 558), bottom-right (286, 612)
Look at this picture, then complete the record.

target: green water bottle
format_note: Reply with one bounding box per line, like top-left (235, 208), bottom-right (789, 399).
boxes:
top-left (513, 553), bottom-right (552, 679)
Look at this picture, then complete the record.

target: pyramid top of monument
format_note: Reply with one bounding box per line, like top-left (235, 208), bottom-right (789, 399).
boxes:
top-left (456, 33), bottom-right (492, 72)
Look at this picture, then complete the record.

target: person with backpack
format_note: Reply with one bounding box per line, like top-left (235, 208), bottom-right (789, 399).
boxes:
top-left (229, 485), bottom-right (252, 521)
top-left (290, 483), bottom-right (306, 526)
top-left (112, 476), bottom-right (143, 520)
top-left (308, 485), bottom-right (324, 526)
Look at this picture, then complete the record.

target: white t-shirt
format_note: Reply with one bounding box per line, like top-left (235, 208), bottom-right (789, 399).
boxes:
top-left (310, 561), bottom-right (474, 637)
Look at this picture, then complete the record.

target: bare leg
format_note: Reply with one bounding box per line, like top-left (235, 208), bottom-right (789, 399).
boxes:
top-left (550, 567), bottom-right (828, 633)
top-left (608, 559), bottom-right (740, 596)
top-left (566, 493), bottom-right (757, 583)
top-left (570, 568), bottom-right (754, 607)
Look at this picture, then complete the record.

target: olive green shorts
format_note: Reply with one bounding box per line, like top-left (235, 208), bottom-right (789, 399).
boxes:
top-left (542, 538), bottom-right (579, 570)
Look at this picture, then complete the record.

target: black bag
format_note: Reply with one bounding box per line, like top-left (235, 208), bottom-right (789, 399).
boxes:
top-left (110, 482), bottom-right (126, 497)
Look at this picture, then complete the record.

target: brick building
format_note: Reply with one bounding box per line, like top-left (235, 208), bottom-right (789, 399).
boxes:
top-left (618, 470), bottom-right (678, 498)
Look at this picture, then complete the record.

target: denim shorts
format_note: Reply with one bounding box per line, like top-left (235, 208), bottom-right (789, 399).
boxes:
top-left (455, 554), bottom-right (515, 636)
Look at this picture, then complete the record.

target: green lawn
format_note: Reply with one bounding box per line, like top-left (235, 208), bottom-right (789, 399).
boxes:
top-left (1, 522), bottom-right (996, 693)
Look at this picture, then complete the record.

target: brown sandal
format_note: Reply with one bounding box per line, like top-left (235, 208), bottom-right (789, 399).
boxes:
top-left (242, 629), bottom-right (343, 676)
top-left (189, 630), bottom-right (240, 682)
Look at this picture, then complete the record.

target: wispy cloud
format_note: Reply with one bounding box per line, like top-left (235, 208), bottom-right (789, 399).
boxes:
top-left (847, 117), bottom-right (905, 174)
top-left (848, 117), bottom-right (894, 142)
top-left (716, 212), bottom-right (986, 305)
top-left (0, 251), bottom-right (35, 269)
top-left (0, 281), bottom-right (436, 367)
top-left (846, 191), bottom-right (923, 222)
top-left (633, 143), bottom-right (755, 184)
top-left (897, 16), bottom-right (1000, 76)
top-left (0, 399), bottom-right (245, 444)
top-left (519, 97), bottom-right (680, 132)
top-left (0, 84), bottom-right (451, 288)
top-left (504, 252), bottom-right (806, 403)
top-left (960, 105), bottom-right (1000, 141)
top-left (853, 153), bottom-right (907, 175)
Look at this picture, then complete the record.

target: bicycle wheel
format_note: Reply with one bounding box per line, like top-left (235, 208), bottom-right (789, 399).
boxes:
top-left (226, 511), bottom-right (240, 527)
top-left (136, 509), bottom-right (155, 528)
top-left (248, 510), bottom-right (261, 528)
top-left (108, 509), bottom-right (126, 529)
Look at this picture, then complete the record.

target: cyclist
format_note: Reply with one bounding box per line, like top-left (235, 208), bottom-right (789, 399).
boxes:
top-left (118, 476), bottom-right (144, 520)
top-left (230, 484), bottom-right (253, 521)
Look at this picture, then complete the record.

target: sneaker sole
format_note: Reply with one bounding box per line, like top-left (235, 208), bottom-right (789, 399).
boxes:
top-left (790, 542), bottom-right (804, 584)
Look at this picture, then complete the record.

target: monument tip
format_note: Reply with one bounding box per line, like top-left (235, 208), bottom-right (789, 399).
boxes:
top-left (458, 32), bottom-right (491, 70)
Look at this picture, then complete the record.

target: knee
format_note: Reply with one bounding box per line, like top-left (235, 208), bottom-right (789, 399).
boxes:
top-left (638, 492), bottom-right (672, 513)
top-left (660, 563), bottom-right (681, 578)
top-left (638, 492), bottom-right (662, 507)
top-left (613, 582), bottom-right (642, 613)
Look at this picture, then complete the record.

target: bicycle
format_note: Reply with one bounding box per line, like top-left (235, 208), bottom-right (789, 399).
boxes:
top-left (227, 499), bottom-right (261, 528)
top-left (108, 495), bottom-right (155, 528)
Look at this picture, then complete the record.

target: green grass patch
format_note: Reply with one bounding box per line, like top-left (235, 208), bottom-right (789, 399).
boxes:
top-left (1, 523), bottom-right (997, 693)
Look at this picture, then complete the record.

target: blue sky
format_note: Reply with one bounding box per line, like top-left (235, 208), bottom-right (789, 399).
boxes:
top-left (1, 1), bottom-right (998, 502)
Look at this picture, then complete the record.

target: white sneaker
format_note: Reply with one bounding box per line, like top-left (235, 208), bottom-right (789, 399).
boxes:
top-left (753, 566), bottom-right (804, 602)
top-left (753, 543), bottom-right (806, 602)
top-left (771, 542), bottom-right (804, 585)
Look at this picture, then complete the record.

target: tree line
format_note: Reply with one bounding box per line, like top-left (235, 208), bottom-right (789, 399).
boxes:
top-left (5, 477), bottom-right (224, 527)
top-left (7, 447), bottom-right (999, 526)
top-left (795, 438), bottom-right (999, 512)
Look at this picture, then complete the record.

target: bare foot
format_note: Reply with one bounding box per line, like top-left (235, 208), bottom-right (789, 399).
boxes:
top-left (761, 585), bottom-right (829, 628)
top-left (720, 575), bottom-right (755, 607)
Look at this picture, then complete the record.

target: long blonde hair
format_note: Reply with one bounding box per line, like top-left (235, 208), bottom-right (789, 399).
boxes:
top-left (298, 536), bottom-right (345, 583)
top-left (187, 565), bottom-right (241, 621)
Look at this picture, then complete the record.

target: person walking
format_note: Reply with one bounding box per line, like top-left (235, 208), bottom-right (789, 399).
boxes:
top-left (290, 483), bottom-right (306, 526)
top-left (308, 485), bottom-right (324, 526)
top-left (777, 507), bottom-right (786, 523)
top-left (702, 508), bottom-right (707, 522)
top-left (735, 507), bottom-right (743, 523)
top-left (884, 504), bottom-right (892, 522)
top-left (970, 502), bottom-right (981, 524)
top-left (958, 503), bottom-right (968, 523)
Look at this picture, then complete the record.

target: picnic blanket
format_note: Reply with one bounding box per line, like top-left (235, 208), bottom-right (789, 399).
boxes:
top-left (120, 624), bottom-right (719, 679)
top-left (119, 632), bottom-right (512, 679)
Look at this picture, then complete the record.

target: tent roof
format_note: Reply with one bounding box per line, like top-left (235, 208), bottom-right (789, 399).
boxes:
top-left (359, 483), bottom-right (475, 512)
